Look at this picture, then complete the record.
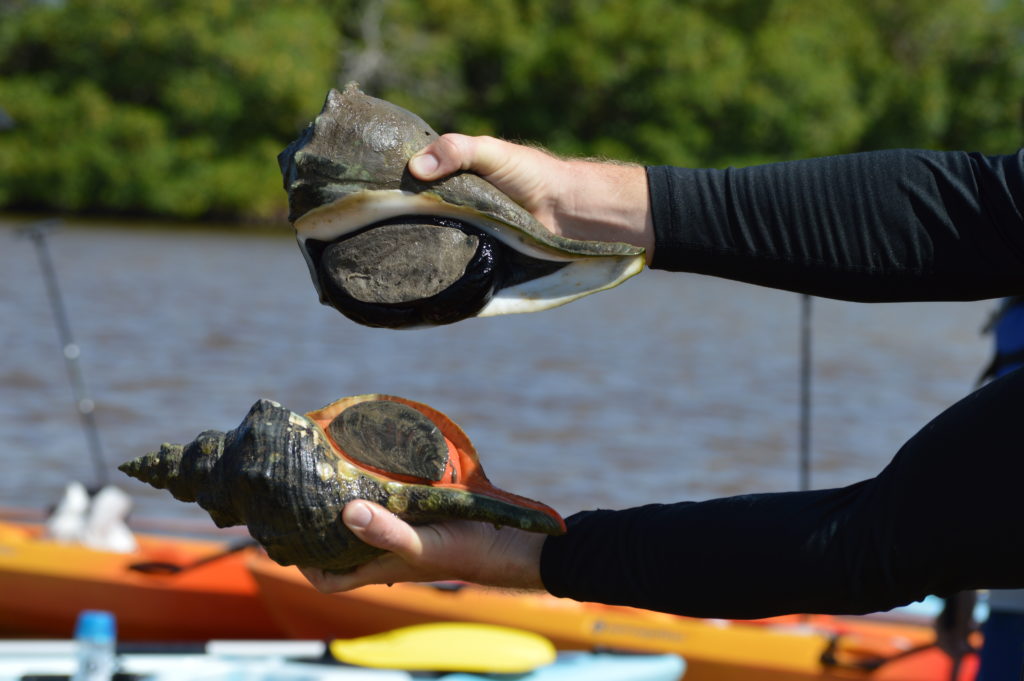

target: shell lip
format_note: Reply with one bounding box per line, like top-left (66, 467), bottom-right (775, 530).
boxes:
top-left (307, 394), bottom-right (566, 533)
top-left (293, 189), bottom-right (643, 262)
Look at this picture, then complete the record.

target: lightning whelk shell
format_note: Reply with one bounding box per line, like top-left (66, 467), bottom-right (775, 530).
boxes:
top-left (277, 83), bottom-right (646, 329)
top-left (119, 395), bottom-right (565, 572)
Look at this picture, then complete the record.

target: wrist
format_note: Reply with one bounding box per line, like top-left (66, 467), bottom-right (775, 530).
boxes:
top-left (468, 528), bottom-right (546, 591)
top-left (557, 160), bottom-right (654, 261)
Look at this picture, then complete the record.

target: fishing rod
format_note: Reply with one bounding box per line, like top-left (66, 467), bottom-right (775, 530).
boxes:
top-left (18, 219), bottom-right (109, 488)
top-left (798, 293), bottom-right (812, 492)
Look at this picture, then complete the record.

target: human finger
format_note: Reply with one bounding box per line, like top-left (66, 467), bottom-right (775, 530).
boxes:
top-left (298, 551), bottom-right (419, 593)
top-left (296, 499), bottom-right (547, 593)
top-left (295, 502), bottom-right (429, 593)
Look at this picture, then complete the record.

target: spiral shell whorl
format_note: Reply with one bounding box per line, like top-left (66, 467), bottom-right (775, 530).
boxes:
top-left (119, 399), bottom-right (383, 570)
top-left (211, 399), bottom-right (383, 570)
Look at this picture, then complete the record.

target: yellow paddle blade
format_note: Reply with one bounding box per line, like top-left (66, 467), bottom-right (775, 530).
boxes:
top-left (329, 622), bottom-right (556, 673)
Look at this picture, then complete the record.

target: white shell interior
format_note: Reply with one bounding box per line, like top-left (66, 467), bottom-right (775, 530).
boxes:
top-left (477, 256), bottom-right (643, 317)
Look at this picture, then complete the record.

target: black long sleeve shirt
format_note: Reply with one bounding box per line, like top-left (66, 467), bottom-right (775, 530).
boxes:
top-left (539, 150), bottom-right (1024, 619)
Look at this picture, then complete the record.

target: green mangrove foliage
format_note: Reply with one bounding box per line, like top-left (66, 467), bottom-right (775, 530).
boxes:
top-left (0, 0), bottom-right (338, 219)
top-left (1, 0), bottom-right (1022, 221)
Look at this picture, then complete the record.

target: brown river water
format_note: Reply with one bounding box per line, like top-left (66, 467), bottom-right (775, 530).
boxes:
top-left (0, 217), bottom-right (995, 529)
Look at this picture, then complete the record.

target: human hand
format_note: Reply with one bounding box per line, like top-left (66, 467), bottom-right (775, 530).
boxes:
top-left (299, 499), bottom-right (547, 593)
top-left (408, 134), bottom-right (654, 262)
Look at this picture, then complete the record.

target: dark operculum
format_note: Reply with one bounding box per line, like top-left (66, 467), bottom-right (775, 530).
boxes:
top-left (327, 400), bottom-right (450, 481)
top-left (306, 216), bottom-right (568, 329)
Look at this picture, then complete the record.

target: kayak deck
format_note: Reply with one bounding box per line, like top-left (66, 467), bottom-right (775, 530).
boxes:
top-left (248, 554), bottom-right (977, 681)
top-left (0, 641), bottom-right (685, 681)
top-left (0, 521), bottom-right (282, 640)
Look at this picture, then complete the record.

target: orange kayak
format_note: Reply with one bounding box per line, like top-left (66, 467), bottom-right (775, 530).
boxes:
top-left (248, 554), bottom-right (978, 681)
top-left (0, 520), bottom-right (283, 640)
top-left (0, 515), bottom-right (980, 680)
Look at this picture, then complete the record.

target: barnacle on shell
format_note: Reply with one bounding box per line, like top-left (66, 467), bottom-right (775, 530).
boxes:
top-left (119, 395), bottom-right (565, 572)
top-left (278, 83), bottom-right (645, 329)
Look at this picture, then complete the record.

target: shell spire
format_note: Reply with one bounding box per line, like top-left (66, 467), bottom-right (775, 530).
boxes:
top-left (119, 443), bottom-right (186, 493)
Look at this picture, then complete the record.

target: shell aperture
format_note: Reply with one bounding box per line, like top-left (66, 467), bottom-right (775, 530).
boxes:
top-left (278, 83), bottom-right (645, 329)
top-left (119, 395), bottom-right (565, 572)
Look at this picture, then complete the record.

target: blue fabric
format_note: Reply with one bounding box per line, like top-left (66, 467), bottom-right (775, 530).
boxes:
top-left (977, 611), bottom-right (1024, 681)
top-left (994, 299), bottom-right (1024, 377)
top-left (977, 298), bottom-right (1024, 680)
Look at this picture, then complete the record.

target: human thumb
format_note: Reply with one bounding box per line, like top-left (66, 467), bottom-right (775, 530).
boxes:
top-left (408, 151), bottom-right (440, 178)
top-left (408, 134), bottom-right (514, 182)
top-left (342, 500), bottom-right (423, 557)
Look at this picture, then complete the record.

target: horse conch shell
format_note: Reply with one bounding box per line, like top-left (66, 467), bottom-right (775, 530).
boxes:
top-left (277, 83), bottom-right (645, 329)
top-left (119, 395), bottom-right (565, 572)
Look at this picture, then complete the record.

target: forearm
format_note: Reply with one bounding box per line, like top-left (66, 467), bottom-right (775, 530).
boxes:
top-left (648, 149), bottom-right (1024, 301)
top-left (539, 369), bottom-right (1024, 619)
top-left (539, 488), bottom-right (957, 620)
top-left (539, 491), bottom-right (901, 619)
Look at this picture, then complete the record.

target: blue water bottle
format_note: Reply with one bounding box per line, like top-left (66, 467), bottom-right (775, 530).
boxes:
top-left (72, 610), bottom-right (117, 681)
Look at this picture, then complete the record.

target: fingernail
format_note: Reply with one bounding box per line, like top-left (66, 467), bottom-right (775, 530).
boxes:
top-left (409, 152), bottom-right (439, 176)
top-left (346, 502), bottom-right (372, 530)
